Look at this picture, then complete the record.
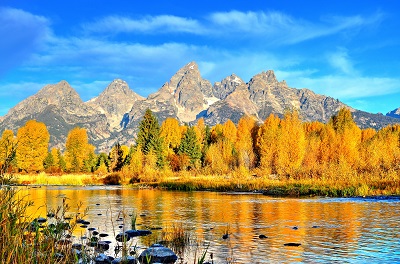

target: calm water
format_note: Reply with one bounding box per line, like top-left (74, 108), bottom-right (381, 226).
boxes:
top-left (19, 186), bottom-right (400, 264)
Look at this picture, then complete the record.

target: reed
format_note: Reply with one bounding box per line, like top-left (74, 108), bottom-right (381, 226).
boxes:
top-left (0, 186), bottom-right (78, 263)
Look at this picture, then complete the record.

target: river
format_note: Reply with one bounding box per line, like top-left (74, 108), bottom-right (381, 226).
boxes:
top-left (19, 186), bottom-right (400, 263)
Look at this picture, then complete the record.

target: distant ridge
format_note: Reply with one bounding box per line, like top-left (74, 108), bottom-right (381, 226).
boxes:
top-left (1, 62), bottom-right (399, 151)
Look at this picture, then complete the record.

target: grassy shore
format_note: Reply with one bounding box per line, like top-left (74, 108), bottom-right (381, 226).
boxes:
top-left (10, 170), bottom-right (400, 197)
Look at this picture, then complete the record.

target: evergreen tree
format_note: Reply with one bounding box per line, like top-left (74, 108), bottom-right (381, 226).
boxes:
top-left (178, 126), bottom-right (202, 169)
top-left (136, 109), bottom-right (164, 168)
top-left (109, 143), bottom-right (124, 172)
top-left (43, 151), bottom-right (54, 170)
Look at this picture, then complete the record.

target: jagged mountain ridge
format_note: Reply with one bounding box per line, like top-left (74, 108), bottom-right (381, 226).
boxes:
top-left (1, 61), bottom-right (399, 152)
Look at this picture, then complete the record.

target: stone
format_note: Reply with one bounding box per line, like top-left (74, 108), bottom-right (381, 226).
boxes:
top-left (138, 244), bottom-right (178, 264)
top-left (115, 233), bottom-right (130, 242)
top-left (96, 241), bottom-right (110, 251)
top-left (111, 256), bottom-right (137, 264)
top-left (94, 253), bottom-right (114, 264)
top-left (284, 243), bottom-right (301, 247)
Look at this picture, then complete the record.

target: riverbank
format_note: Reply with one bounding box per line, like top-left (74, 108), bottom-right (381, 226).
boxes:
top-left (10, 170), bottom-right (400, 197)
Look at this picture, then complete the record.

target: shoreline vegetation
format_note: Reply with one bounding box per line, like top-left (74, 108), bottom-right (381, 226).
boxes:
top-left (1, 107), bottom-right (400, 197)
top-left (10, 169), bottom-right (400, 197)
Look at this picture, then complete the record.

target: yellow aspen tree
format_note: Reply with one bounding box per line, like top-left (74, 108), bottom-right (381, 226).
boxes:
top-left (65, 127), bottom-right (95, 172)
top-left (0, 130), bottom-right (16, 171)
top-left (0, 130), bottom-right (15, 160)
top-left (204, 143), bottom-right (229, 174)
top-left (256, 114), bottom-right (281, 175)
top-left (375, 125), bottom-right (400, 170)
top-left (222, 119), bottom-right (237, 145)
top-left (275, 111), bottom-right (306, 177)
top-left (16, 120), bottom-right (50, 172)
top-left (194, 118), bottom-right (206, 146)
top-left (236, 116), bottom-right (257, 169)
top-left (328, 108), bottom-right (361, 168)
top-left (210, 124), bottom-right (223, 143)
top-left (303, 121), bottom-right (325, 177)
top-left (359, 128), bottom-right (377, 172)
top-left (160, 117), bottom-right (182, 155)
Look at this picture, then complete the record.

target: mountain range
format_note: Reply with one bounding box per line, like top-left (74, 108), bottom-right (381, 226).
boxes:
top-left (1, 61), bottom-right (399, 152)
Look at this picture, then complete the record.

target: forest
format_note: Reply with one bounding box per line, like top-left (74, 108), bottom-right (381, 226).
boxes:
top-left (1, 108), bottom-right (400, 192)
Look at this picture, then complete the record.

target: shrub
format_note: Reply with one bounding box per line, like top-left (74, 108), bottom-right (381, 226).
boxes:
top-left (103, 173), bottom-right (121, 185)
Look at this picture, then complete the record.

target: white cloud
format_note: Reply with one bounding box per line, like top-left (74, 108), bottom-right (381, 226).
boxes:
top-left (82, 10), bottom-right (383, 45)
top-left (208, 10), bottom-right (384, 44)
top-left (326, 48), bottom-right (357, 75)
top-left (83, 15), bottom-right (204, 34)
top-left (292, 75), bottom-right (400, 99)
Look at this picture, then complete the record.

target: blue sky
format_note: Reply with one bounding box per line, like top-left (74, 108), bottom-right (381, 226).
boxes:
top-left (1, 0), bottom-right (400, 116)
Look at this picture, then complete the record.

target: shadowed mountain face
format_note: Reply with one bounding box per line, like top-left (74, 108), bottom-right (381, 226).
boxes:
top-left (1, 62), bottom-right (399, 151)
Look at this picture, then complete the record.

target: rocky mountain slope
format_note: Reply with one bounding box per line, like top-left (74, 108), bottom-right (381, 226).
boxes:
top-left (386, 107), bottom-right (400, 119)
top-left (1, 61), bottom-right (399, 151)
top-left (0, 81), bottom-right (110, 149)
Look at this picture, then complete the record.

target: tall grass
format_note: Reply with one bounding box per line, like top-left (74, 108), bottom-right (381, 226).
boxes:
top-left (16, 172), bottom-right (100, 186)
top-left (0, 186), bottom-right (77, 263)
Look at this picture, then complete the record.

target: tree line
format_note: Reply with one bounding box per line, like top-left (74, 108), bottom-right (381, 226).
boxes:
top-left (1, 108), bottom-right (400, 179)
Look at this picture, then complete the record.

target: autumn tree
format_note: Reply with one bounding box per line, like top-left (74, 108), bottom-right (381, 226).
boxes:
top-left (65, 127), bottom-right (95, 173)
top-left (328, 108), bottom-right (361, 168)
top-left (256, 114), bottom-right (281, 174)
top-left (236, 116), bottom-right (258, 169)
top-left (222, 119), bottom-right (237, 145)
top-left (275, 110), bottom-right (306, 177)
top-left (0, 130), bottom-right (17, 175)
top-left (136, 109), bottom-right (164, 168)
top-left (160, 117), bottom-right (182, 155)
top-left (16, 120), bottom-right (50, 172)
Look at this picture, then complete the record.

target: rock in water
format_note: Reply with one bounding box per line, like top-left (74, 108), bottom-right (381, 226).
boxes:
top-left (139, 244), bottom-right (178, 264)
top-left (284, 242), bottom-right (301, 247)
top-left (111, 256), bottom-right (137, 264)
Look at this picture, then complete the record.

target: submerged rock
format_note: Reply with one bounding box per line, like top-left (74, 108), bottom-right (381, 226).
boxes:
top-left (95, 253), bottom-right (114, 264)
top-left (284, 242), bottom-right (301, 247)
top-left (111, 256), bottom-right (137, 264)
top-left (139, 244), bottom-right (178, 264)
top-left (115, 233), bottom-right (130, 242)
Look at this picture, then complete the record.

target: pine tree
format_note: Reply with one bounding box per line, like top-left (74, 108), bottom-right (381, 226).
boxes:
top-left (43, 151), bottom-right (54, 170)
top-left (178, 126), bottom-right (202, 169)
top-left (136, 109), bottom-right (164, 168)
top-left (109, 143), bottom-right (124, 172)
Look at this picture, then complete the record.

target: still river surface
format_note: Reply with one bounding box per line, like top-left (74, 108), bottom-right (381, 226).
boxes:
top-left (20, 186), bottom-right (400, 263)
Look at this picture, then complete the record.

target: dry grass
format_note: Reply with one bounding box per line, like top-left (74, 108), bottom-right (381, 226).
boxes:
top-left (15, 172), bottom-right (102, 186)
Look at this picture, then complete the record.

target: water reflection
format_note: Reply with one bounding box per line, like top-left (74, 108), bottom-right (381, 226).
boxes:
top-left (19, 186), bottom-right (400, 263)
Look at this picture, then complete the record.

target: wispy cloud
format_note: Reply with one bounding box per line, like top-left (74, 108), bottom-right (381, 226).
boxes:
top-left (293, 75), bottom-right (400, 99)
top-left (83, 15), bottom-right (204, 34)
top-left (83, 10), bottom-right (383, 45)
top-left (326, 48), bottom-right (358, 75)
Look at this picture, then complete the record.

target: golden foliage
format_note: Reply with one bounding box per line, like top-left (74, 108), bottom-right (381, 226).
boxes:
top-left (236, 115), bottom-right (257, 169)
top-left (64, 127), bottom-right (95, 172)
top-left (16, 120), bottom-right (50, 172)
top-left (160, 117), bottom-right (182, 155)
